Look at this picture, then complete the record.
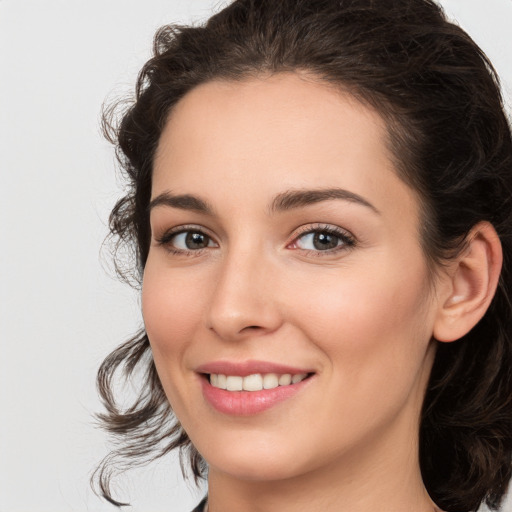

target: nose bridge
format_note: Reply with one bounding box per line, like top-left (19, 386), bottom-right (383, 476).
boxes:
top-left (206, 239), bottom-right (281, 339)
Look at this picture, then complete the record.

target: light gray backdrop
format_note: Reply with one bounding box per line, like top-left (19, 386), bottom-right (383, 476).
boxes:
top-left (1, 1), bottom-right (511, 511)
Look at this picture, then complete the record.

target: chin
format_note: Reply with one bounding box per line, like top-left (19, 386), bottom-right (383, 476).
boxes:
top-left (197, 436), bottom-right (310, 482)
top-left (209, 455), bottom-right (302, 482)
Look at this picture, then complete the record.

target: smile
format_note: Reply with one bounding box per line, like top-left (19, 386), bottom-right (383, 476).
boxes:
top-left (209, 372), bottom-right (309, 391)
top-left (197, 362), bottom-right (315, 415)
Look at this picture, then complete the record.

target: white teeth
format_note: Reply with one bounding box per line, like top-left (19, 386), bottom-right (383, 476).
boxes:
top-left (209, 372), bottom-right (309, 391)
top-left (278, 374), bottom-right (292, 386)
top-left (263, 373), bottom-right (279, 389)
top-left (243, 373), bottom-right (263, 391)
top-left (217, 374), bottom-right (227, 389)
top-left (226, 376), bottom-right (243, 391)
top-left (292, 373), bottom-right (308, 384)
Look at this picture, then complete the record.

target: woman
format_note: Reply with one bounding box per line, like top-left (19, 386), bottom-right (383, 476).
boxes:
top-left (93, 0), bottom-right (512, 511)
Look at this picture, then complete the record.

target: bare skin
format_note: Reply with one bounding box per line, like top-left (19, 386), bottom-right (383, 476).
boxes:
top-left (143, 72), bottom-right (501, 512)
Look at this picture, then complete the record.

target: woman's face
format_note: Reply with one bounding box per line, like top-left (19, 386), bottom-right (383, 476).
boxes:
top-left (143, 73), bottom-right (442, 482)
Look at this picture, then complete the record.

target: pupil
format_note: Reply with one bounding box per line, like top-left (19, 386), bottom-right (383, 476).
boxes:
top-left (313, 232), bottom-right (338, 250)
top-left (186, 232), bottom-right (208, 249)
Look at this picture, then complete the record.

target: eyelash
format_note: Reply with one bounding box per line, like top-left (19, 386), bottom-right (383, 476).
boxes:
top-left (290, 224), bottom-right (356, 256)
top-left (155, 223), bottom-right (357, 257)
top-left (155, 224), bottom-right (216, 257)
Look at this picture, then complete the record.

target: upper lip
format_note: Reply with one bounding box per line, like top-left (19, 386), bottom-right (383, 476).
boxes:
top-left (196, 360), bottom-right (314, 377)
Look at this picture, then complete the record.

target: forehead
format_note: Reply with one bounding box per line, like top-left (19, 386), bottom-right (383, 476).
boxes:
top-left (152, 72), bottom-right (419, 222)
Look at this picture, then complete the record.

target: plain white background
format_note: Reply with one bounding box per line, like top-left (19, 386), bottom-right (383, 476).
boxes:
top-left (0, 1), bottom-right (511, 511)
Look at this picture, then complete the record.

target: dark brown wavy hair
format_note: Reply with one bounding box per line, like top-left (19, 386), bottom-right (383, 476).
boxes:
top-left (92, 1), bottom-right (512, 510)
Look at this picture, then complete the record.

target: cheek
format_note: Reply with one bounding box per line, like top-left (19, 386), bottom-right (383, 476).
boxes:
top-left (297, 259), bottom-right (429, 333)
top-left (289, 253), bottom-right (434, 397)
top-left (141, 258), bottom-right (208, 369)
top-left (285, 263), bottom-right (434, 453)
top-left (141, 257), bottom-right (216, 425)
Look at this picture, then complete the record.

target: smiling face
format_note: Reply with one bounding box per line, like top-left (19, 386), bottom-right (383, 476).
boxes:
top-left (142, 73), bottom-right (442, 486)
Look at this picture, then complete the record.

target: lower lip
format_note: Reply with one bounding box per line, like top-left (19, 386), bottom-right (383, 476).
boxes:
top-left (200, 376), bottom-right (312, 416)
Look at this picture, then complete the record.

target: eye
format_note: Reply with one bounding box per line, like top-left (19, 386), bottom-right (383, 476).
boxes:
top-left (172, 231), bottom-right (215, 250)
top-left (289, 226), bottom-right (355, 253)
top-left (156, 227), bottom-right (218, 254)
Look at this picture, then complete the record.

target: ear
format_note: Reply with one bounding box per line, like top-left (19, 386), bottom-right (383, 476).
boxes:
top-left (433, 221), bottom-right (503, 343)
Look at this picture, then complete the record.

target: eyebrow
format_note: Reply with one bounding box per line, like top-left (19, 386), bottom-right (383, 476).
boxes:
top-left (148, 187), bottom-right (380, 216)
top-left (270, 188), bottom-right (380, 215)
top-left (148, 192), bottom-right (214, 215)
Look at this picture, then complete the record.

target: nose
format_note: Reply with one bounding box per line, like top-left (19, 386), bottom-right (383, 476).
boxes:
top-left (205, 249), bottom-right (283, 341)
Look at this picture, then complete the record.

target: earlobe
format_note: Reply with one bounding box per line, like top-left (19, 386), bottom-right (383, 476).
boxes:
top-left (433, 221), bottom-right (503, 343)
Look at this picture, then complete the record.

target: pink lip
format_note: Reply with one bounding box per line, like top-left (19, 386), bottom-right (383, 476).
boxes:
top-left (196, 360), bottom-right (315, 416)
top-left (196, 359), bottom-right (313, 377)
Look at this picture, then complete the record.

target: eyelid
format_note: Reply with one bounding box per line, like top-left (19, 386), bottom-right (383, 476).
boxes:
top-left (153, 222), bottom-right (356, 257)
top-left (155, 223), bottom-right (215, 241)
top-left (154, 224), bottom-right (219, 255)
top-left (287, 223), bottom-right (357, 254)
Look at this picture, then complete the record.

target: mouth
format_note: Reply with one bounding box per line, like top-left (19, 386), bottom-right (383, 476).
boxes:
top-left (207, 372), bottom-right (311, 391)
top-left (197, 362), bottom-right (315, 415)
